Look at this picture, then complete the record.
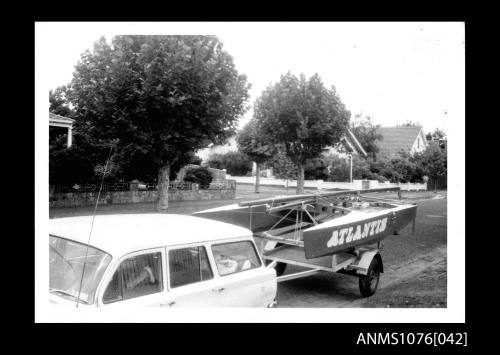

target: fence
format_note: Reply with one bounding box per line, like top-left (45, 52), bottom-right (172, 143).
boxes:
top-left (226, 174), bottom-right (428, 192)
top-left (52, 182), bottom-right (131, 193)
top-left (49, 179), bottom-right (237, 208)
top-left (427, 176), bottom-right (447, 191)
top-left (50, 180), bottom-right (237, 194)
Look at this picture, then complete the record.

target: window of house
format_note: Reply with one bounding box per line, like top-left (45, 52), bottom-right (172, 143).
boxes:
top-left (211, 241), bottom-right (261, 276)
top-left (169, 246), bottom-right (213, 288)
top-left (102, 252), bottom-right (163, 304)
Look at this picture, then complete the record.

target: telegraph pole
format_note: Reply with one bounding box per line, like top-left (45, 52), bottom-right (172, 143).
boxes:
top-left (349, 153), bottom-right (353, 183)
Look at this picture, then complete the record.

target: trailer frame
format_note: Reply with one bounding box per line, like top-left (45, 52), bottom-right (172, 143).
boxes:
top-left (254, 187), bottom-right (407, 297)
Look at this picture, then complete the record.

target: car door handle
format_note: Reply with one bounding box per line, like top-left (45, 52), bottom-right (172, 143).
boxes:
top-left (212, 287), bottom-right (225, 293)
top-left (161, 301), bottom-right (176, 306)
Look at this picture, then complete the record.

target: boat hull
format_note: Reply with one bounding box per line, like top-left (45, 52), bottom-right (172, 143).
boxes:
top-left (303, 205), bottom-right (417, 259)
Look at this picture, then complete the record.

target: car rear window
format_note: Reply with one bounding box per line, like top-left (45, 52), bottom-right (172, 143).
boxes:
top-left (211, 241), bottom-right (261, 276)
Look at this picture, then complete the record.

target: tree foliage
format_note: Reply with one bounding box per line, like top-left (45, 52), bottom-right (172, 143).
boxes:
top-left (236, 118), bottom-right (276, 164)
top-left (236, 118), bottom-right (277, 192)
top-left (206, 151), bottom-right (253, 176)
top-left (350, 114), bottom-right (382, 159)
top-left (253, 72), bottom-right (350, 193)
top-left (49, 86), bottom-right (73, 117)
top-left (304, 157), bottom-right (329, 180)
top-left (49, 139), bottom-right (95, 185)
top-left (65, 35), bottom-right (250, 209)
top-left (413, 142), bottom-right (447, 181)
top-left (320, 154), bottom-right (386, 182)
top-left (425, 128), bottom-right (447, 149)
top-left (183, 166), bottom-right (213, 189)
top-left (271, 149), bottom-right (298, 181)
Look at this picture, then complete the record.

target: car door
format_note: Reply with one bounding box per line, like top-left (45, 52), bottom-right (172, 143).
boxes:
top-left (208, 239), bottom-right (277, 307)
top-left (97, 248), bottom-right (169, 308)
top-left (164, 244), bottom-right (225, 307)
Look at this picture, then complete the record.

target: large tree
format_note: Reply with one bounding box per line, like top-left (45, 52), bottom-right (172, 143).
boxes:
top-left (66, 35), bottom-right (250, 210)
top-left (236, 118), bottom-right (276, 193)
top-left (254, 72), bottom-right (350, 193)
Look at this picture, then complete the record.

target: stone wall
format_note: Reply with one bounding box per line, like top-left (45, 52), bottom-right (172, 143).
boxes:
top-left (50, 185), bottom-right (236, 208)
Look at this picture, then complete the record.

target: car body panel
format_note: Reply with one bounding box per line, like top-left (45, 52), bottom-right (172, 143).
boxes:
top-left (50, 214), bottom-right (277, 308)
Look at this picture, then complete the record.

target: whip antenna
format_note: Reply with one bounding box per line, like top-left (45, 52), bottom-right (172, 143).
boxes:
top-left (76, 140), bottom-right (117, 307)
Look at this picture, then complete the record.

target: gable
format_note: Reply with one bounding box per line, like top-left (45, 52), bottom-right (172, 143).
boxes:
top-left (375, 126), bottom-right (424, 157)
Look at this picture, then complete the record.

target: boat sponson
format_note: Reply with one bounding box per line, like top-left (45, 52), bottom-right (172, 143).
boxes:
top-left (303, 205), bottom-right (417, 259)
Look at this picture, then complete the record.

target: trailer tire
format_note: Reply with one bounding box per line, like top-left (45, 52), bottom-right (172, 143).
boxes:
top-left (358, 257), bottom-right (381, 297)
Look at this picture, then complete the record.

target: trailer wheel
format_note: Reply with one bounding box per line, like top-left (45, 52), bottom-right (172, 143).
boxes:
top-left (358, 257), bottom-right (381, 297)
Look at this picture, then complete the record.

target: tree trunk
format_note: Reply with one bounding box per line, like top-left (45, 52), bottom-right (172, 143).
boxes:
top-left (156, 164), bottom-right (170, 211)
top-left (296, 163), bottom-right (305, 194)
top-left (434, 180), bottom-right (437, 193)
top-left (254, 164), bottom-right (260, 193)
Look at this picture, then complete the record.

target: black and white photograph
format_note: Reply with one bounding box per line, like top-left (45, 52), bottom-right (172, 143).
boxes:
top-left (35, 22), bottom-right (464, 324)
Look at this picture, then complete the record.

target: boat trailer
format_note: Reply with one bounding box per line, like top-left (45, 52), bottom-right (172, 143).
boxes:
top-left (195, 186), bottom-right (417, 297)
top-left (250, 187), bottom-right (416, 297)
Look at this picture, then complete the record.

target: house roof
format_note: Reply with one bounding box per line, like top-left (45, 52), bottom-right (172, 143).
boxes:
top-left (375, 126), bottom-right (423, 157)
top-left (49, 112), bottom-right (75, 129)
top-left (49, 112), bottom-right (74, 122)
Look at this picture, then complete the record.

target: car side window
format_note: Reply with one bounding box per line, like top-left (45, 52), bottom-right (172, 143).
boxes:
top-left (211, 241), bottom-right (261, 276)
top-left (102, 252), bottom-right (163, 304)
top-left (169, 246), bottom-right (213, 288)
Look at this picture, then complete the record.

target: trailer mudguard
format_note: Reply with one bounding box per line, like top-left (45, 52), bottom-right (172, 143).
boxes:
top-left (348, 250), bottom-right (383, 275)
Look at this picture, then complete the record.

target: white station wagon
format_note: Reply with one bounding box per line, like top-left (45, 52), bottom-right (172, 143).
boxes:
top-left (49, 214), bottom-right (277, 308)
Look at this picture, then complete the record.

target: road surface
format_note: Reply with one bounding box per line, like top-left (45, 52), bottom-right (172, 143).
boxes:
top-left (272, 196), bottom-right (447, 307)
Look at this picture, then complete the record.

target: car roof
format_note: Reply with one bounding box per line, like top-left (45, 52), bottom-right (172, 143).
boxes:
top-left (49, 214), bottom-right (252, 257)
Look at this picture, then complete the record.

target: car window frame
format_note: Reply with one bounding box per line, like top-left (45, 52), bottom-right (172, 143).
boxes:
top-left (210, 239), bottom-right (262, 277)
top-left (166, 243), bottom-right (215, 290)
top-left (96, 247), bottom-right (167, 306)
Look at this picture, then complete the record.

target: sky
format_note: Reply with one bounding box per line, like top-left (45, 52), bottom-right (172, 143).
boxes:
top-left (37, 22), bottom-right (465, 134)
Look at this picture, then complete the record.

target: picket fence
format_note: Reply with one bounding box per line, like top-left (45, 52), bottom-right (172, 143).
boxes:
top-left (226, 175), bottom-right (427, 191)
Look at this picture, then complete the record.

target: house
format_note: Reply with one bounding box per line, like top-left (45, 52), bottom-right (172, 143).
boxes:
top-left (49, 112), bottom-right (75, 148)
top-left (374, 125), bottom-right (428, 158)
top-left (197, 130), bottom-right (366, 177)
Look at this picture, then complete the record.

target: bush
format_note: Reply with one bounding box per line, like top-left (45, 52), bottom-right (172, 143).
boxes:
top-left (183, 166), bottom-right (213, 189)
top-left (323, 154), bottom-right (350, 182)
top-left (304, 157), bottom-right (329, 180)
top-left (322, 154), bottom-right (388, 182)
top-left (206, 151), bottom-right (253, 176)
top-left (50, 140), bottom-right (95, 186)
